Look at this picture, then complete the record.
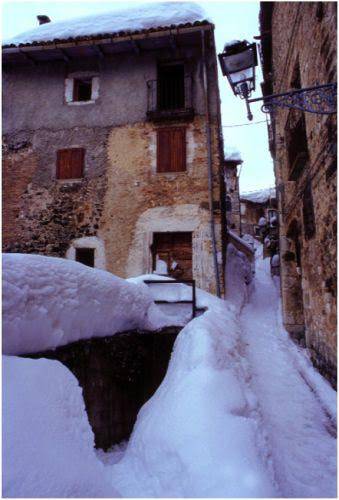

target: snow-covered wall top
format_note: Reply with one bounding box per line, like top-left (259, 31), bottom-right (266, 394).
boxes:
top-left (2, 253), bottom-right (173, 355)
top-left (240, 187), bottom-right (276, 204)
top-left (224, 145), bottom-right (242, 162)
top-left (4, 2), bottom-right (210, 47)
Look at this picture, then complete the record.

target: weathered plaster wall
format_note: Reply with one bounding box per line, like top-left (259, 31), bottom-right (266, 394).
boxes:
top-left (3, 35), bottom-right (225, 295)
top-left (268, 2), bottom-right (337, 385)
top-left (99, 115), bottom-right (223, 294)
top-left (3, 48), bottom-right (207, 134)
top-left (3, 127), bottom-right (108, 256)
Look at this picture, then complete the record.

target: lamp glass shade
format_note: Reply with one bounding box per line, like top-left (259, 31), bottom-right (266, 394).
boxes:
top-left (222, 48), bottom-right (255, 74)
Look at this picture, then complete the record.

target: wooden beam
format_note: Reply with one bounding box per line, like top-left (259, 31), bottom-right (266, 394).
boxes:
top-left (92, 44), bottom-right (105, 58)
top-left (129, 37), bottom-right (140, 54)
top-left (19, 49), bottom-right (36, 65)
top-left (59, 48), bottom-right (70, 62)
top-left (169, 34), bottom-right (177, 50)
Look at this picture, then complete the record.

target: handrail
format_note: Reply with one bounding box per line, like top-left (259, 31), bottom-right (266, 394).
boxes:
top-left (143, 279), bottom-right (196, 319)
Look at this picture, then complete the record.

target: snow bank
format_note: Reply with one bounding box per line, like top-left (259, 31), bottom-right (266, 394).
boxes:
top-left (224, 145), bottom-right (242, 162)
top-left (3, 356), bottom-right (117, 498)
top-left (241, 187), bottom-right (276, 204)
top-left (2, 253), bottom-right (171, 355)
top-left (4, 2), bottom-right (209, 46)
top-left (111, 295), bottom-right (277, 497)
top-left (240, 243), bottom-right (337, 497)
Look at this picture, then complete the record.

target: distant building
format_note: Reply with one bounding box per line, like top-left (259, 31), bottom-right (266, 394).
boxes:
top-left (223, 146), bottom-right (242, 234)
top-left (3, 3), bottom-right (227, 296)
top-left (260, 2), bottom-right (337, 386)
top-left (240, 188), bottom-right (277, 238)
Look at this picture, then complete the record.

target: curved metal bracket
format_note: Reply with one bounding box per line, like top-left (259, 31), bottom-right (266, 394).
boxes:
top-left (248, 83), bottom-right (337, 116)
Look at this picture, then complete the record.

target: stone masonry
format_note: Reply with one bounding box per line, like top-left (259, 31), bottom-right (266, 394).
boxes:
top-left (3, 19), bottom-right (225, 296)
top-left (260, 2), bottom-right (337, 386)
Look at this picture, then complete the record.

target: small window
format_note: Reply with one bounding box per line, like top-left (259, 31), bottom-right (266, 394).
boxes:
top-left (303, 181), bottom-right (316, 240)
top-left (157, 128), bottom-right (186, 172)
top-left (285, 110), bottom-right (309, 181)
top-left (56, 148), bottom-right (85, 179)
top-left (76, 248), bottom-right (95, 267)
top-left (73, 78), bottom-right (92, 102)
top-left (226, 195), bottom-right (232, 211)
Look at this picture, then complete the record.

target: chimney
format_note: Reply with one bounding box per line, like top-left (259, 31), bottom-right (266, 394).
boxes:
top-left (37, 15), bottom-right (51, 25)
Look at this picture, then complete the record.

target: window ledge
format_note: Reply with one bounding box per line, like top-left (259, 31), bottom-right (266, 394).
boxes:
top-left (56, 178), bottom-right (84, 183)
top-left (66, 100), bottom-right (96, 106)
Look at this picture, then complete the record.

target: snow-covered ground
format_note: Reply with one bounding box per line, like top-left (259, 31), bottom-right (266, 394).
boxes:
top-left (106, 242), bottom-right (336, 497)
top-left (3, 247), bottom-right (336, 497)
top-left (3, 356), bottom-right (118, 498)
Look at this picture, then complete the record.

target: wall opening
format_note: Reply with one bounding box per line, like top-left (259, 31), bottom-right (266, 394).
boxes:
top-left (157, 63), bottom-right (185, 110)
top-left (76, 248), bottom-right (95, 267)
top-left (152, 231), bottom-right (192, 279)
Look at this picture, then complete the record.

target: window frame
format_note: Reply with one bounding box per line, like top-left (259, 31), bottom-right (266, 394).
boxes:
top-left (65, 72), bottom-right (100, 106)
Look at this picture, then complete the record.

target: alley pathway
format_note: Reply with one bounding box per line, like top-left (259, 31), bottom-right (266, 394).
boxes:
top-left (106, 243), bottom-right (337, 498)
top-left (239, 244), bottom-right (337, 497)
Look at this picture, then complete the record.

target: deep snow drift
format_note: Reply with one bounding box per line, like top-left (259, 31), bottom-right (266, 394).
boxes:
top-left (3, 246), bottom-right (336, 498)
top-left (2, 253), bottom-right (173, 355)
top-left (4, 2), bottom-right (209, 46)
top-left (3, 356), bottom-right (118, 498)
top-left (108, 243), bottom-right (336, 497)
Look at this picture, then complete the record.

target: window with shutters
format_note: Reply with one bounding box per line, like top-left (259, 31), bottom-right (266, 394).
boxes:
top-left (157, 127), bottom-right (186, 173)
top-left (56, 148), bottom-right (85, 179)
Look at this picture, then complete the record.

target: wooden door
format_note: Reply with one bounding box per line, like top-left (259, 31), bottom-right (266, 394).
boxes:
top-left (152, 232), bottom-right (192, 280)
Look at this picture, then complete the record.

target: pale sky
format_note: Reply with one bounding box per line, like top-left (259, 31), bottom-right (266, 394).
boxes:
top-left (2, 0), bottom-right (275, 193)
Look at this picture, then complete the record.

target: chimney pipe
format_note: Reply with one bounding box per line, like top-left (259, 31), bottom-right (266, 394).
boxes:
top-left (37, 15), bottom-right (51, 25)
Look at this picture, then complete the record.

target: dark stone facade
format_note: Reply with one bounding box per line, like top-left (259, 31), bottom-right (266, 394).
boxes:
top-left (260, 2), bottom-right (337, 387)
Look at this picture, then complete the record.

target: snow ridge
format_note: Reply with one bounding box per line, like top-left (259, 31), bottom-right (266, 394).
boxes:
top-left (4, 2), bottom-right (209, 46)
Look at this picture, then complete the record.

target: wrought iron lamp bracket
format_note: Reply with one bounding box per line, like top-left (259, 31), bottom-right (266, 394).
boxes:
top-left (248, 83), bottom-right (337, 115)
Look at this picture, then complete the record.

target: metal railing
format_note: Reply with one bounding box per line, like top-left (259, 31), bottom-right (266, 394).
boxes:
top-left (143, 279), bottom-right (197, 319)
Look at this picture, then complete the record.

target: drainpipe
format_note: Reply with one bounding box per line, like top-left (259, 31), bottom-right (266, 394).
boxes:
top-left (201, 29), bottom-right (221, 297)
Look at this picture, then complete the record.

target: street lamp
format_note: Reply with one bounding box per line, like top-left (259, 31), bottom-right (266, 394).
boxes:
top-left (218, 40), bottom-right (258, 120)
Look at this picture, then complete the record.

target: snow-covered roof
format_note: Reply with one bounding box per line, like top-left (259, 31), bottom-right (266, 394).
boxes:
top-left (224, 145), bottom-right (243, 163)
top-left (223, 39), bottom-right (241, 49)
top-left (240, 187), bottom-right (276, 204)
top-left (3, 2), bottom-right (210, 48)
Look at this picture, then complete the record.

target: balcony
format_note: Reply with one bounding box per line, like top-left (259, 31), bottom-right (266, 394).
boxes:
top-left (147, 76), bottom-right (194, 122)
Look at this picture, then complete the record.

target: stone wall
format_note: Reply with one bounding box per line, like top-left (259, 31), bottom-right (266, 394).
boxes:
top-left (99, 115), bottom-right (223, 294)
top-left (224, 162), bottom-right (241, 234)
top-left (261, 2), bottom-right (337, 386)
top-left (23, 327), bottom-right (181, 450)
top-left (3, 30), bottom-right (225, 296)
top-left (3, 127), bottom-right (108, 257)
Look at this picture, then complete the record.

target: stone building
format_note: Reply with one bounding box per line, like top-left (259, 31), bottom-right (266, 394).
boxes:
top-left (223, 146), bottom-right (242, 235)
top-left (259, 2), bottom-right (337, 385)
top-left (3, 4), bottom-right (227, 296)
top-left (240, 187), bottom-right (277, 238)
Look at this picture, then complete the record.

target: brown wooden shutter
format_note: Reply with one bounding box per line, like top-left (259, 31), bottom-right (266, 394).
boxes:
top-left (157, 128), bottom-right (186, 172)
top-left (70, 148), bottom-right (85, 178)
top-left (56, 148), bottom-right (84, 179)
